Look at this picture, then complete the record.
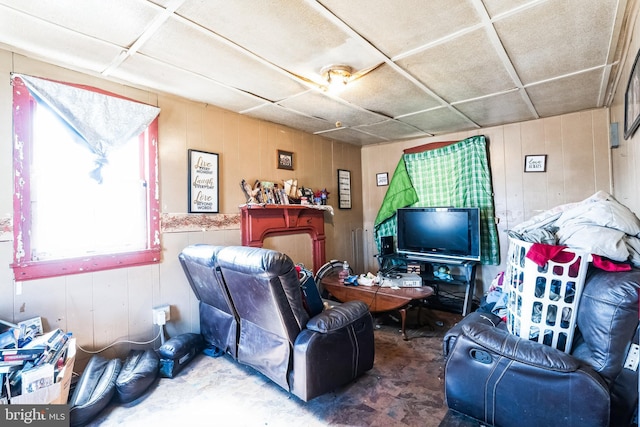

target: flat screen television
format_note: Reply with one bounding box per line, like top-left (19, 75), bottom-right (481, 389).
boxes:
top-left (396, 207), bottom-right (481, 264)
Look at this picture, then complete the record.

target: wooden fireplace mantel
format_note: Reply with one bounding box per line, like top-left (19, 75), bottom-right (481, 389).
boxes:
top-left (240, 204), bottom-right (327, 272)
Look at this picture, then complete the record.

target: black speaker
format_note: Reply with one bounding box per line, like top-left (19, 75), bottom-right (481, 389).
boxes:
top-left (381, 236), bottom-right (394, 255)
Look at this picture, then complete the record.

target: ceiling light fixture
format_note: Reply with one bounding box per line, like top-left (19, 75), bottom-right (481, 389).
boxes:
top-left (321, 65), bottom-right (352, 92)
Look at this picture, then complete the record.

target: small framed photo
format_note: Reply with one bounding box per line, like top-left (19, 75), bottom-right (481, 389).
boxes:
top-left (524, 154), bottom-right (547, 173)
top-left (277, 150), bottom-right (294, 170)
top-left (376, 172), bottom-right (389, 186)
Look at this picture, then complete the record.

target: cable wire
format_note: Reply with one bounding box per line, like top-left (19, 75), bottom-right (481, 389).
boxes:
top-left (75, 326), bottom-right (163, 355)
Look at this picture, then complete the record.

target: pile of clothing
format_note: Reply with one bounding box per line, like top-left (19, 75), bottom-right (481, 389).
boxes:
top-left (508, 191), bottom-right (640, 267)
top-left (480, 191), bottom-right (640, 320)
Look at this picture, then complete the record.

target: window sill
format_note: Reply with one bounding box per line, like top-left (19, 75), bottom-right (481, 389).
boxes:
top-left (12, 249), bottom-right (162, 281)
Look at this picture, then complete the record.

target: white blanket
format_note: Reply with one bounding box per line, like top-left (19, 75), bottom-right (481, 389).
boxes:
top-left (509, 191), bottom-right (640, 266)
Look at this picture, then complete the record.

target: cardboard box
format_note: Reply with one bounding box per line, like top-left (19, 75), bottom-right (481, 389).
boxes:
top-left (10, 338), bottom-right (76, 405)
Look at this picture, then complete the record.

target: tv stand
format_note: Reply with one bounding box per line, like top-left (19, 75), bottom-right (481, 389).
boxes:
top-left (376, 254), bottom-right (477, 316)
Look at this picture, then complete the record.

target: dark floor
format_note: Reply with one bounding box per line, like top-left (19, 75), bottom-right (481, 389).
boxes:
top-left (88, 307), bottom-right (484, 426)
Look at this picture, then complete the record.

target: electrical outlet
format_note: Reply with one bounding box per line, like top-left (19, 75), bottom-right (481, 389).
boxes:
top-left (153, 305), bottom-right (171, 325)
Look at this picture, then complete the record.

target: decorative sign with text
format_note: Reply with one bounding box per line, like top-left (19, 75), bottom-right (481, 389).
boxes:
top-left (188, 150), bottom-right (219, 213)
top-left (524, 154), bottom-right (547, 173)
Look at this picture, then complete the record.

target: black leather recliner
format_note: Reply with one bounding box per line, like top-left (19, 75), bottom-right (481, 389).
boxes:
top-left (179, 244), bottom-right (375, 401)
top-left (442, 267), bottom-right (640, 427)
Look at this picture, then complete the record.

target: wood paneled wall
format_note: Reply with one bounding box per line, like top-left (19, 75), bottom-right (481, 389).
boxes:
top-left (361, 109), bottom-right (612, 291)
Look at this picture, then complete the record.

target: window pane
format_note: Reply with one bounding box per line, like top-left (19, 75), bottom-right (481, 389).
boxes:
top-left (31, 103), bottom-right (147, 260)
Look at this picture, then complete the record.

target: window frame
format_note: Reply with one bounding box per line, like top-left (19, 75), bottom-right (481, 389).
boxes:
top-left (11, 76), bottom-right (161, 281)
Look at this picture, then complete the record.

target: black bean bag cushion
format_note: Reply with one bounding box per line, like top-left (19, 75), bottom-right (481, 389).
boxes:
top-left (115, 349), bottom-right (159, 403)
top-left (69, 355), bottom-right (121, 427)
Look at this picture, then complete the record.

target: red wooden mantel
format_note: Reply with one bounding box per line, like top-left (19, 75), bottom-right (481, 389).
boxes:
top-left (240, 205), bottom-right (326, 272)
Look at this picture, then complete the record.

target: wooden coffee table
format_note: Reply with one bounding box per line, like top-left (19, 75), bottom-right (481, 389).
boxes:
top-left (321, 275), bottom-right (434, 340)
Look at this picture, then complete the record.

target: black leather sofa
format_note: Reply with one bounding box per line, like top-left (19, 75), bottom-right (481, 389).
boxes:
top-left (442, 267), bottom-right (640, 427)
top-left (179, 244), bottom-right (375, 401)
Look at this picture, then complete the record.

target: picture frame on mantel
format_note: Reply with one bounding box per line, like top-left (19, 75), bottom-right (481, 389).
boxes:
top-left (188, 149), bottom-right (219, 213)
top-left (624, 48), bottom-right (640, 139)
top-left (338, 169), bottom-right (352, 209)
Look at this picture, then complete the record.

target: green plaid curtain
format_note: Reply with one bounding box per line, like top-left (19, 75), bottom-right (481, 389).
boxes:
top-left (374, 135), bottom-right (500, 265)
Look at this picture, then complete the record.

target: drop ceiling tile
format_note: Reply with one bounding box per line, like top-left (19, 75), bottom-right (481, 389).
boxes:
top-left (174, 0), bottom-right (381, 82)
top-left (526, 69), bottom-right (605, 117)
top-left (112, 53), bottom-right (263, 112)
top-left (319, 0), bottom-right (481, 58)
top-left (338, 64), bottom-right (441, 118)
top-left (317, 127), bottom-right (387, 146)
top-left (354, 120), bottom-right (430, 141)
top-left (278, 91), bottom-right (386, 127)
top-left (455, 90), bottom-right (537, 127)
top-left (494, 0), bottom-right (617, 84)
top-left (243, 104), bottom-right (333, 134)
top-left (396, 28), bottom-right (516, 103)
top-left (0, 5), bottom-right (123, 73)
top-left (398, 107), bottom-right (478, 135)
top-left (481, 0), bottom-right (536, 18)
top-left (139, 16), bottom-right (309, 102)
top-left (0, 0), bottom-right (159, 47)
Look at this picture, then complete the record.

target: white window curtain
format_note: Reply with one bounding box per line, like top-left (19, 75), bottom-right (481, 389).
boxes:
top-left (13, 74), bottom-right (160, 183)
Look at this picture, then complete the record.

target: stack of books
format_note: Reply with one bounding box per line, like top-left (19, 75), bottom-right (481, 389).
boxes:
top-left (1, 328), bottom-right (73, 401)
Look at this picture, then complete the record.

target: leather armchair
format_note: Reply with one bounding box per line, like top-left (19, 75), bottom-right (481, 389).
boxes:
top-left (179, 245), bottom-right (375, 401)
top-left (179, 245), bottom-right (238, 358)
top-left (443, 267), bottom-right (640, 427)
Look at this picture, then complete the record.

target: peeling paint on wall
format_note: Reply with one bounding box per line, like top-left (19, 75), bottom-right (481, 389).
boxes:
top-left (0, 215), bottom-right (12, 242)
top-left (161, 213), bottom-right (240, 233)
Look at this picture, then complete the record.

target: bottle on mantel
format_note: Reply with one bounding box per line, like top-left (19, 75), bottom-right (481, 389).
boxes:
top-left (338, 261), bottom-right (349, 284)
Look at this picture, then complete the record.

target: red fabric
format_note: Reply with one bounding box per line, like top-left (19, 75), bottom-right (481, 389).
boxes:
top-left (592, 255), bottom-right (632, 272)
top-left (526, 243), bottom-right (572, 266)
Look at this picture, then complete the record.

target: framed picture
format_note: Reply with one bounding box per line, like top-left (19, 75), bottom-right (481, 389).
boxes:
top-left (188, 149), bottom-right (219, 213)
top-left (277, 150), bottom-right (294, 170)
top-left (376, 172), bottom-right (389, 186)
top-left (524, 154), bottom-right (547, 173)
top-left (625, 48), bottom-right (640, 139)
top-left (338, 169), bottom-right (351, 209)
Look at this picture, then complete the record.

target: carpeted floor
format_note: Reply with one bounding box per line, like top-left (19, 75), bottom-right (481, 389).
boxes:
top-left (87, 307), bottom-right (483, 426)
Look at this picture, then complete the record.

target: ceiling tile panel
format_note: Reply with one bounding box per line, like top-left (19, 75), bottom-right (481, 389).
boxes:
top-left (399, 108), bottom-right (478, 135)
top-left (319, 0), bottom-right (481, 58)
top-left (526, 69), bottom-right (605, 117)
top-left (174, 0), bottom-right (381, 83)
top-left (339, 64), bottom-right (441, 118)
top-left (455, 90), bottom-right (537, 127)
top-left (354, 120), bottom-right (430, 141)
top-left (0, 0), bottom-right (158, 47)
top-left (112, 53), bottom-right (264, 112)
top-left (243, 104), bottom-right (333, 135)
top-left (396, 28), bottom-right (517, 103)
top-left (0, 5), bottom-right (123, 73)
top-left (481, 0), bottom-right (537, 18)
top-left (278, 91), bottom-right (386, 127)
top-left (139, 16), bottom-right (309, 102)
top-left (317, 127), bottom-right (387, 146)
top-left (494, 0), bottom-right (618, 84)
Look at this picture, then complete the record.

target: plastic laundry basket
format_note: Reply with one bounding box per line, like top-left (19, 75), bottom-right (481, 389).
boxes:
top-left (505, 237), bottom-right (590, 352)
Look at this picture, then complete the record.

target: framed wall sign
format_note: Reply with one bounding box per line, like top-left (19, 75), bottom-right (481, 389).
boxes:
top-left (524, 154), bottom-right (547, 173)
top-left (188, 149), bottom-right (219, 213)
top-left (625, 48), bottom-right (640, 139)
top-left (376, 172), bottom-right (389, 186)
top-left (277, 150), bottom-right (294, 170)
top-left (338, 169), bottom-right (351, 209)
